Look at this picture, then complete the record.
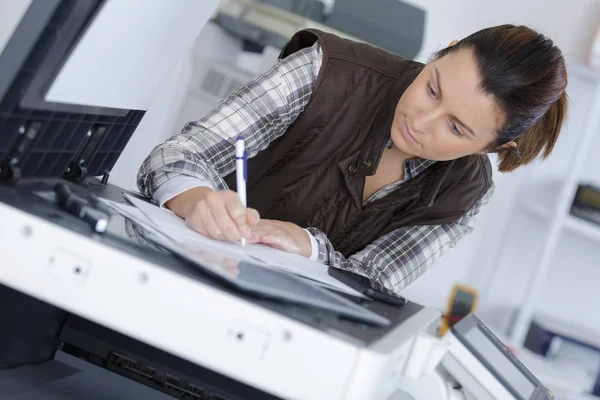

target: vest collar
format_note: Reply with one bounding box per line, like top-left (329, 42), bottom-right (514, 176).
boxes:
top-left (355, 80), bottom-right (407, 177)
top-left (338, 76), bottom-right (445, 210)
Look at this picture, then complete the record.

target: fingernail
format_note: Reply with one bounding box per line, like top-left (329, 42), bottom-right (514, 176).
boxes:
top-left (243, 227), bottom-right (252, 238)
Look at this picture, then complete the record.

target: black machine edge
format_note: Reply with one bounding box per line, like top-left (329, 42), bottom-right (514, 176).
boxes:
top-left (451, 314), bottom-right (553, 400)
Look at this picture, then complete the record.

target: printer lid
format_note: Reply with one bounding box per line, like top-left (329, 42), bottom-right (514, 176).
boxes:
top-left (0, 0), bottom-right (206, 182)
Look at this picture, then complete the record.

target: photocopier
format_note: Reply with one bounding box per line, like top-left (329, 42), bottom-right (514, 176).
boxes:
top-left (0, 1), bottom-right (556, 399)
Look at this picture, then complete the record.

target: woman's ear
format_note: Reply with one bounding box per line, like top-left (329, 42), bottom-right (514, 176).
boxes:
top-left (480, 141), bottom-right (518, 155)
top-left (448, 40), bottom-right (459, 47)
top-left (502, 141), bottom-right (517, 150)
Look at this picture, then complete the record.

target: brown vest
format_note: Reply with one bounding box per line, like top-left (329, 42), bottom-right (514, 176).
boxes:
top-left (225, 29), bottom-right (493, 257)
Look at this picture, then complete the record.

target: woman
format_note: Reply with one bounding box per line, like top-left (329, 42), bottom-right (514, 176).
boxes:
top-left (138, 25), bottom-right (567, 296)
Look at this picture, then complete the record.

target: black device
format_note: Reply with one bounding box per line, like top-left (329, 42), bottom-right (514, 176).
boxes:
top-left (54, 182), bottom-right (110, 233)
top-left (571, 183), bottom-right (600, 226)
top-left (328, 267), bottom-right (408, 306)
top-left (452, 314), bottom-right (554, 400)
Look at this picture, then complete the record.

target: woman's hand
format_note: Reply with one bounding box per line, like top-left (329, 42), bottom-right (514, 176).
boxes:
top-left (174, 188), bottom-right (260, 242)
top-left (248, 219), bottom-right (312, 258)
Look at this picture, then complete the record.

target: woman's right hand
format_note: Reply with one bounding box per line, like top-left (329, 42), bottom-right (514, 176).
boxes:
top-left (166, 187), bottom-right (260, 242)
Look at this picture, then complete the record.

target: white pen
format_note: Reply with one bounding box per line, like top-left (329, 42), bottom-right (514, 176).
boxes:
top-left (235, 136), bottom-right (247, 246)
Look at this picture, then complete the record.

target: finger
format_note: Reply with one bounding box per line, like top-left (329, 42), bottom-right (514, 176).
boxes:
top-left (245, 234), bottom-right (261, 244)
top-left (260, 235), bottom-right (287, 252)
top-left (188, 204), bottom-right (224, 240)
top-left (204, 192), bottom-right (242, 241)
top-left (184, 203), bottom-right (209, 234)
top-left (259, 234), bottom-right (289, 250)
top-left (249, 220), bottom-right (275, 237)
top-left (200, 207), bottom-right (225, 240)
top-left (211, 203), bottom-right (241, 242)
top-left (246, 208), bottom-right (261, 226)
top-left (225, 200), bottom-right (251, 239)
top-left (247, 224), bottom-right (266, 243)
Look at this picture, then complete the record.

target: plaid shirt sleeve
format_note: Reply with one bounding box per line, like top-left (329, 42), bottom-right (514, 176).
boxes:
top-left (306, 184), bottom-right (495, 295)
top-left (137, 42), bottom-right (323, 199)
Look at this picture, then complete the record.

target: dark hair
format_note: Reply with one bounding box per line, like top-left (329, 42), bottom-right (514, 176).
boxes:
top-left (436, 25), bottom-right (568, 172)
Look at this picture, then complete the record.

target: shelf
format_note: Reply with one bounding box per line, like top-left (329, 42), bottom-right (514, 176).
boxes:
top-left (520, 201), bottom-right (551, 221)
top-left (564, 214), bottom-right (600, 242)
top-left (521, 200), bottom-right (600, 242)
top-left (519, 192), bottom-right (600, 242)
top-left (515, 177), bottom-right (566, 221)
top-left (498, 68), bottom-right (600, 345)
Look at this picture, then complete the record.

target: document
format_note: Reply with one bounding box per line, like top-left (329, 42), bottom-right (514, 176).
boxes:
top-left (109, 195), bottom-right (366, 298)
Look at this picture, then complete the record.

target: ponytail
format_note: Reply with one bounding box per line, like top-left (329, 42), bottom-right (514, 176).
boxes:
top-left (497, 92), bottom-right (568, 173)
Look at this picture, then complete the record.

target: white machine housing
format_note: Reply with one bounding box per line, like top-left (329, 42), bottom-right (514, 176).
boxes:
top-left (0, 199), bottom-right (443, 400)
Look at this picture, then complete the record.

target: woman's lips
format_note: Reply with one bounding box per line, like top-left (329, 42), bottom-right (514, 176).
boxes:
top-left (402, 118), bottom-right (420, 145)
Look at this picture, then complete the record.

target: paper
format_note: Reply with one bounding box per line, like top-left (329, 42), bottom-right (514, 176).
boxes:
top-left (122, 194), bottom-right (366, 298)
top-left (98, 199), bottom-right (155, 226)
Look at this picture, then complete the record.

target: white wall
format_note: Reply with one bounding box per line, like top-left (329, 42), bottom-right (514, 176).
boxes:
top-left (406, 0), bottom-right (600, 64)
top-left (109, 22), bottom-right (243, 191)
top-left (108, 2), bottom-right (222, 190)
top-left (47, 0), bottom-right (215, 111)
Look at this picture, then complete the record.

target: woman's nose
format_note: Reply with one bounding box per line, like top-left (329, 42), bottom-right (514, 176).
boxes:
top-left (412, 112), bottom-right (433, 135)
top-left (413, 108), bottom-right (442, 135)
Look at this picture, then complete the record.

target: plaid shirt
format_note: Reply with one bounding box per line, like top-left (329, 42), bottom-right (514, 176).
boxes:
top-left (137, 41), bottom-right (494, 294)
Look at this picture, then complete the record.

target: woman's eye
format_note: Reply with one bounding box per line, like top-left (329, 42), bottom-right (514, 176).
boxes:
top-left (450, 122), bottom-right (463, 136)
top-left (427, 83), bottom-right (437, 97)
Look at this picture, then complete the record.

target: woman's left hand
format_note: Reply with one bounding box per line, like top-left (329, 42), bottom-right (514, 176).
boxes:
top-left (248, 219), bottom-right (312, 258)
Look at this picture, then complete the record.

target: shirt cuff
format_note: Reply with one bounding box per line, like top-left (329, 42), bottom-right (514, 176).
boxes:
top-left (153, 176), bottom-right (215, 209)
top-left (303, 229), bottom-right (319, 261)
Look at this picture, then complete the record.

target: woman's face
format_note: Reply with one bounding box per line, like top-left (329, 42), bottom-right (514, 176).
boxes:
top-left (391, 47), bottom-right (505, 161)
